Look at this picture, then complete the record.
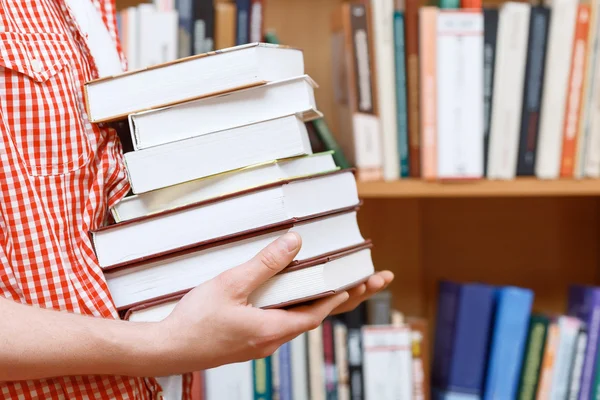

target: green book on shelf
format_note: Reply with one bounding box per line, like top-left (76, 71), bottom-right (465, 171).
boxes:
top-left (310, 118), bottom-right (352, 169)
top-left (439, 0), bottom-right (460, 8)
top-left (253, 356), bottom-right (273, 400)
top-left (516, 314), bottom-right (549, 400)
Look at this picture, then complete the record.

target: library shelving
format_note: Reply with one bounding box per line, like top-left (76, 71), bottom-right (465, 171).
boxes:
top-left (115, 0), bottom-right (600, 341)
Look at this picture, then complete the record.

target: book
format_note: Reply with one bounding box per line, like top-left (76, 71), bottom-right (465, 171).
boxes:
top-left (204, 361), bottom-right (253, 400)
top-left (483, 286), bottom-right (534, 400)
top-left (111, 152), bottom-right (338, 223)
top-left (107, 213), bottom-right (372, 311)
top-left (406, 317), bottom-right (431, 400)
top-left (482, 8), bottom-right (498, 177)
top-left (535, 0), bottom-right (579, 179)
top-left (362, 326), bottom-right (413, 400)
top-left (393, 2), bottom-right (410, 178)
top-left (436, 10), bottom-right (484, 180)
top-left (487, 2), bottom-right (531, 180)
top-left (517, 314), bottom-right (549, 400)
top-left (253, 357), bottom-right (273, 400)
top-left (92, 170), bottom-right (359, 269)
top-left (290, 333), bottom-right (310, 400)
top-left (124, 114), bottom-right (314, 194)
top-left (84, 43), bottom-right (304, 123)
top-left (550, 316), bottom-right (583, 399)
top-left (127, 74), bottom-right (320, 151)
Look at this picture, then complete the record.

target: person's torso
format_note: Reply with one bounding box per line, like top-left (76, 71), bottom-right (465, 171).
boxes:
top-left (0, 1), bottom-right (171, 398)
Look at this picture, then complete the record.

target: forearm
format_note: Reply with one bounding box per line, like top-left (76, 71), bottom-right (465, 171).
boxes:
top-left (0, 297), bottom-right (169, 381)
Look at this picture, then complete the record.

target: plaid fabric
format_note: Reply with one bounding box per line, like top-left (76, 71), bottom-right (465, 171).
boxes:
top-left (0, 1), bottom-right (191, 398)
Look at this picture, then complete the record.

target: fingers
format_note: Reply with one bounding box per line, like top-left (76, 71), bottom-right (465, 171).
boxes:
top-left (217, 232), bottom-right (302, 299)
top-left (330, 271), bottom-right (394, 315)
top-left (264, 291), bottom-right (350, 338)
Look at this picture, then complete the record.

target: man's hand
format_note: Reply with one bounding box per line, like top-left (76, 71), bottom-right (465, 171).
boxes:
top-left (0, 232), bottom-right (393, 381)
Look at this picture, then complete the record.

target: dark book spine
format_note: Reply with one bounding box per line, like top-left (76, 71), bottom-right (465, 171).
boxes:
top-left (194, 0), bottom-right (215, 54)
top-left (323, 318), bottom-right (338, 400)
top-left (344, 303), bottom-right (366, 400)
top-left (404, 0), bottom-right (421, 177)
top-left (517, 315), bottom-right (549, 400)
top-left (483, 8), bottom-right (498, 177)
top-left (236, 0), bottom-right (251, 45)
top-left (176, 0), bottom-right (194, 58)
top-left (517, 6), bottom-right (551, 176)
top-left (431, 281), bottom-right (461, 391)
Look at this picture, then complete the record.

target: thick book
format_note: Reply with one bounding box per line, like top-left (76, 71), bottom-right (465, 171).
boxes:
top-left (128, 74), bottom-right (320, 151)
top-left (432, 281), bottom-right (495, 396)
top-left (535, 0), bottom-right (578, 179)
top-left (436, 10), bottom-right (484, 180)
top-left (567, 285), bottom-right (600, 400)
top-left (111, 152), bottom-right (338, 223)
top-left (108, 212), bottom-right (373, 311)
top-left (92, 170), bottom-right (359, 269)
top-left (487, 2), bottom-right (531, 179)
top-left (362, 325), bottom-right (413, 400)
top-left (483, 286), bottom-right (534, 400)
top-left (516, 6), bottom-right (551, 176)
top-left (517, 314), bottom-right (549, 400)
top-left (84, 43), bottom-right (304, 123)
top-left (124, 114), bottom-right (315, 194)
top-left (483, 8), bottom-right (498, 178)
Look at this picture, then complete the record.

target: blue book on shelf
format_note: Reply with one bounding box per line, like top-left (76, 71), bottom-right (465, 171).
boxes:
top-left (393, 9), bottom-right (410, 178)
top-left (483, 286), bottom-right (534, 400)
top-left (432, 281), bottom-right (496, 396)
top-left (278, 342), bottom-right (293, 400)
top-left (236, 0), bottom-right (251, 45)
top-left (567, 285), bottom-right (600, 400)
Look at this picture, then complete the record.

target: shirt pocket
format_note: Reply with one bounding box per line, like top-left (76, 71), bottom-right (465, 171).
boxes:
top-left (0, 31), bottom-right (92, 177)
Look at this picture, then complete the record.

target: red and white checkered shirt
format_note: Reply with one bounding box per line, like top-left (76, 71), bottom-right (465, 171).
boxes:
top-left (0, 1), bottom-right (190, 398)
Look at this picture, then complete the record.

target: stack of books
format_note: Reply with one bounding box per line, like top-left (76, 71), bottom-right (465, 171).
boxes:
top-left (431, 280), bottom-right (600, 400)
top-left (84, 42), bottom-right (375, 323)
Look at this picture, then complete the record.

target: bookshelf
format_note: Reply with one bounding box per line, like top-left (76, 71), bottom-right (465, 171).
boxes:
top-left (115, 0), bottom-right (600, 346)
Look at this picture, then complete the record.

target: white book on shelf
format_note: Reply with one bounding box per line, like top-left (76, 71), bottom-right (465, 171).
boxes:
top-left (128, 75), bottom-right (319, 150)
top-left (123, 114), bottom-right (314, 194)
top-left (290, 333), bottom-right (310, 400)
top-left (371, 0), bottom-right (399, 181)
top-left (487, 2), bottom-right (531, 180)
top-left (308, 325), bottom-right (326, 400)
top-left (137, 5), bottom-right (178, 70)
top-left (436, 10), bottom-right (484, 180)
top-left (584, 13), bottom-right (600, 178)
top-left (111, 152), bottom-right (338, 223)
top-left (334, 321), bottom-right (350, 400)
top-left (92, 170), bottom-right (359, 269)
top-left (109, 211), bottom-right (372, 312)
top-left (362, 325), bottom-right (413, 400)
top-left (205, 361), bottom-right (253, 400)
top-left (535, 0), bottom-right (578, 179)
top-left (84, 43), bottom-right (304, 123)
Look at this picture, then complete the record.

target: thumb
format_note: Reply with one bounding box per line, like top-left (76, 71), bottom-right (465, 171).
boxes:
top-left (218, 232), bottom-right (302, 299)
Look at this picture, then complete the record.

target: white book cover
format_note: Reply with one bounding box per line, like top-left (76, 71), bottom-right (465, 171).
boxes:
top-left (371, 0), bottom-right (399, 180)
top-left (550, 317), bottom-right (582, 400)
top-left (487, 2), bottom-right (531, 179)
top-left (205, 361), bottom-right (253, 400)
top-left (137, 5), bottom-right (178, 69)
top-left (535, 0), bottom-right (578, 179)
top-left (290, 333), bottom-right (309, 400)
top-left (308, 325), bottom-right (326, 400)
top-left (584, 7), bottom-right (600, 178)
top-left (436, 10), bottom-right (484, 179)
top-left (363, 326), bottom-right (412, 400)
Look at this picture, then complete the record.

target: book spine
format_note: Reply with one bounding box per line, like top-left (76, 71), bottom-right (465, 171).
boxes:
top-left (309, 325), bottom-right (326, 400)
top-left (517, 316), bottom-right (549, 400)
top-left (560, 2), bottom-right (592, 178)
top-left (516, 6), bottom-right (551, 176)
top-left (334, 321), bottom-right (350, 400)
top-left (393, 9), bottom-right (410, 178)
top-left (550, 317), bottom-right (582, 399)
top-left (483, 8), bottom-right (498, 178)
top-left (311, 119), bottom-right (352, 169)
top-left (407, 318), bottom-right (430, 400)
top-left (569, 328), bottom-right (588, 400)
top-left (323, 319), bottom-right (338, 400)
top-left (236, 0), bottom-right (251, 45)
top-left (176, 0), bottom-right (194, 58)
top-left (432, 281), bottom-right (461, 391)
top-left (278, 342), bottom-right (292, 400)
top-left (419, 6), bottom-right (438, 181)
top-left (536, 321), bottom-right (559, 399)
top-left (404, 0), bottom-right (421, 177)
top-left (249, 0), bottom-right (264, 42)
top-left (253, 356), bottom-right (273, 400)
top-left (194, 0), bottom-right (214, 53)
top-left (345, 304), bottom-right (366, 400)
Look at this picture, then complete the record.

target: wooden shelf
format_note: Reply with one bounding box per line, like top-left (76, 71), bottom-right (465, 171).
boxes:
top-left (357, 178), bottom-right (600, 198)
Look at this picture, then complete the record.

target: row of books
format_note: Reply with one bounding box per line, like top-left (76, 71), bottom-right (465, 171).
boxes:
top-left (188, 291), bottom-right (431, 400)
top-left (329, 0), bottom-right (600, 181)
top-left (116, 0), bottom-right (268, 71)
top-left (84, 43), bottom-right (375, 391)
top-left (431, 281), bottom-right (600, 400)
